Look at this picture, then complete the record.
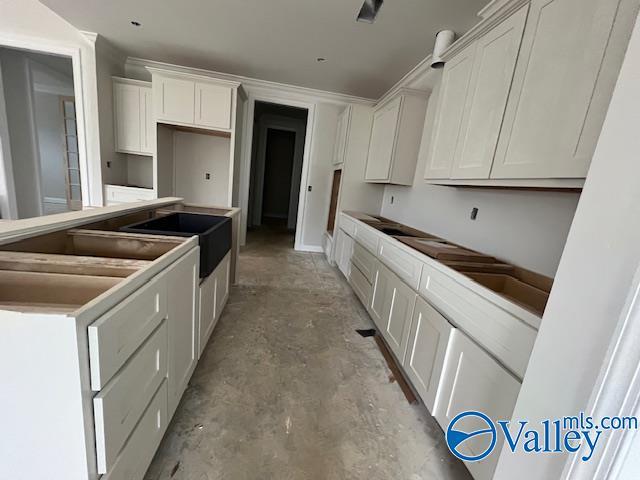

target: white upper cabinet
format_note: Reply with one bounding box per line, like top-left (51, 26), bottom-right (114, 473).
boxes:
top-left (152, 70), bottom-right (237, 132)
top-left (450, 5), bottom-right (528, 179)
top-left (332, 106), bottom-right (350, 166)
top-left (113, 78), bottom-right (154, 156)
top-left (154, 75), bottom-right (195, 125)
top-left (491, 0), bottom-right (626, 179)
top-left (365, 91), bottom-right (428, 185)
top-left (195, 82), bottom-right (232, 130)
top-left (423, 44), bottom-right (477, 179)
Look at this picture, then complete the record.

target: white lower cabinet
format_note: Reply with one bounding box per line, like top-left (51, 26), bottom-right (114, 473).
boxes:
top-left (166, 247), bottom-right (200, 417)
top-left (94, 322), bottom-right (168, 473)
top-left (334, 229), bottom-right (354, 278)
top-left (348, 261), bottom-right (372, 308)
top-left (198, 252), bottom-right (231, 357)
top-left (102, 380), bottom-right (169, 480)
top-left (434, 331), bottom-right (521, 480)
top-left (370, 260), bottom-right (417, 363)
top-left (104, 185), bottom-right (156, 206)
top-left (403, 297), bottom-right (454, 412)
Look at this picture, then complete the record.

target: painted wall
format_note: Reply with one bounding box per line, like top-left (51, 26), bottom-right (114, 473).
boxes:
top-left (95, 36), bottom-right (127, 187)
top-left (0, 49), bottom-right (41, 218)
top-left (173, 131), bottom-right (231, 206)
top-left (0, 0), bottom-right (103, 207)
top-left (380, 81), bottom-right (580, 277)
top-left (495, 11), bottom-right (640, 478)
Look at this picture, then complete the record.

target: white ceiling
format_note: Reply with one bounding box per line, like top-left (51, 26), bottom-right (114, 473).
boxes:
top-left (40, 0), bottom-right (487, 99)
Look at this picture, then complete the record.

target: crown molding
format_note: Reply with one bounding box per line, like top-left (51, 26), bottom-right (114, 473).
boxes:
top-left (126, 57), bottom-right (376, 106)
top-left (441, 0), bottom-right (530, 62)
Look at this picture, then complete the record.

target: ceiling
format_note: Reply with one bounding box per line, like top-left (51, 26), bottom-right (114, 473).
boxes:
top-left (40, 0), bottom-right (487, 99)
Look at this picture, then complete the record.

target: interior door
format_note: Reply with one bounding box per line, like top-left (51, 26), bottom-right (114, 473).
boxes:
top-left (60, 97), bottom-right (82, 210)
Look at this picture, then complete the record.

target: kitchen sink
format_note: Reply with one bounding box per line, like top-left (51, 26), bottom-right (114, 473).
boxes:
top-left (121, 212), bottom-right (231, 278)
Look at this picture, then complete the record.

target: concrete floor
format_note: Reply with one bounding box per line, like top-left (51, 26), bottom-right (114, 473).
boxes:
top-left (146, 226), bottom-right (472, 480)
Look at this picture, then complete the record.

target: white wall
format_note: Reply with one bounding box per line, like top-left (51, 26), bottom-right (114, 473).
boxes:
top-left (174, 131), bottom-right (231, 206)
top-left (156, 124), bottom-right (174, 197)
top-left (95, 36), bottom-right (127, 187)
top-left (0, 49), bottom-right (41, 218)
top-left (300, 102), bottom-right (342, 249)
top-left (380, 80), bottom-right (580, 277)
top-left (495, 10), bottom-right (640, 479)
top-left (0, 0), bottom-right (104, 207)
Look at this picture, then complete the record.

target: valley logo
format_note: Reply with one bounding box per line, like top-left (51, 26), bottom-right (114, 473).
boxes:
top-left (446, 411), bottom-right (639, 463)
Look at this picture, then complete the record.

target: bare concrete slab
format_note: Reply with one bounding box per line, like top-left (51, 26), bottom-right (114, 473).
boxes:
top-left (146, 226), bottom-right (472, 480)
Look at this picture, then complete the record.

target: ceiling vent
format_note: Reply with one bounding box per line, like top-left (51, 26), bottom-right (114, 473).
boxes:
top-left (357, 0), bottom-right (384, 23)
top-left (431, 30), bottom-right (456, 68)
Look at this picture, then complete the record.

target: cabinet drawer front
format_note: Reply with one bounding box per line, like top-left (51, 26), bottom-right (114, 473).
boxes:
top-left (378, 238), bottom-right (422, 289)
top-left (434, 331), bottom-right (521, 480)
top-left (105, 186), bottom-right (155, 204)
top-left (94, 322), bottom-right (168, 473)
top-left (102, 380), bottom-right (168, 480)
top-left (403, 297), bottom-right (454, 412)
top-left (351, 242), bottom-right (376, 283)
top-left (348, 261), bottom-right (372, 309)
top-left (353, 223), bottom-right (379, 254)
top-left (89, 274), bottom-right (168, 390)
top-left (419, 262), bottom-right (536, 378)
top-left (339, 214), bottom-right (357, 237)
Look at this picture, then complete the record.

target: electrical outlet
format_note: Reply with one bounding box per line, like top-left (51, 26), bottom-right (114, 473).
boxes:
top-left (205, 173), bottom-right (211, 180)
top-left (470, 207), bottom-right (479, 220)
top-left (390, 195), bottom-right (394, 205)
top-left (106, 161), bottom-right (111, 168)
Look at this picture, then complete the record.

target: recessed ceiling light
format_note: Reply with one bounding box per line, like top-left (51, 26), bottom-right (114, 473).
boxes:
top-left (357, 0), bottom-right (384, 23)
top-left (131, 20), bottom-right (142, 27)
top-left (316, 57), bottom-right (327, 63)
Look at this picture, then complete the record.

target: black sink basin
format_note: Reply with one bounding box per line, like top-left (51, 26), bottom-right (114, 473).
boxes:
top-left (120, 213), bottom-right (231, 278)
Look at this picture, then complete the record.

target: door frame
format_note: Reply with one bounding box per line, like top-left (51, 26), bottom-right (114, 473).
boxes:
top-left (251, 114), bottom-right (306, 229)
top-left (0, 34), bottom-right (91, 219)
top-left (239, 93), bottom-right (315, 251)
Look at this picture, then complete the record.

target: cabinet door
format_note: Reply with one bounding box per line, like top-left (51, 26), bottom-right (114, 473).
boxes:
top-left (140, 87), bottom-right (154, 155)
top-left (332, 107), bottom-right (349, 165)
top-left (435, 332), bottom-right (521, 480)
top-left (338, 231), bottom-right (354, 278)
top-left (491, 0), bottom-right (622, 179)
top-left (403, 297), bottom-right (454, 412)
top-left (114, 83), bottom-right (142, 154)
top-left (155, 76), bottom-right (195, 125)
top-left (380, 264), bottom-right (417, 363)
top-left (166, 248), bottom-right (199, 417)
top-left (370, 260), bottom-right (392, 329)
top-left (213, 253), bottom-right (230, 325)
top-left (424, 43), bottom-right (476, 179)
top-left (195, 82), bottom-right (232, 130)
top-left (365, 97), bottom-right (401, 181)
top-left (450, 6), bottom-right (528, 179)
top-left (198, 269), bottom-right (216, 358)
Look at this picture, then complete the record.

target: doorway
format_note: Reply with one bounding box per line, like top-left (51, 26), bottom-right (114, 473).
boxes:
top-left (0, 47), bottom-right (81, 218)
top-left (247, 101), bottom-right (308, 247)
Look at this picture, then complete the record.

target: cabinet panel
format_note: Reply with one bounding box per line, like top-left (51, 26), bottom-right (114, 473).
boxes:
top-left (88, 274), bottom-right (167, 390)
top-left (166, 247), bottom-right (199, 416)
top-left (365, 97), bottom-right (401, 181)
top-left (332, 107), bottom-right (349, 165)
top-left (335, 229), bottom-right (354, 278)
top-left (349, 261), bottom-right (372, 308)
top-left (140, 87), bottom-right (154, 154)
top-left (102, 380), bottom-right (168, 480)
top-left (491, 0), bottom-right (622, 178)
top-left (213, 252), bottom-right (230, 325)
top-left (451, 6), bottom-right (528, 179)
top-left (198, 268), bottom-right (216, 357)
top-left (434, 332), bottom-right (521, 480)
top-left (94, 322), bottom-right (167, 473)
top-left (351, 242), bottom-right (376, 283)
top-left (114, 83), bottom-right (142, 154)
top-left (195, 82), bottom-right (232, 130)
top-left (370, 260), bottom-right (392, 330)
top-left (424, 43), bottom-right (476, 180)
top-left (403, 297), bottom-right (454, 412)
top-left (155, 76), bottom-right (195, 125)
top-left (382, 271), bottom-right (417, 363)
